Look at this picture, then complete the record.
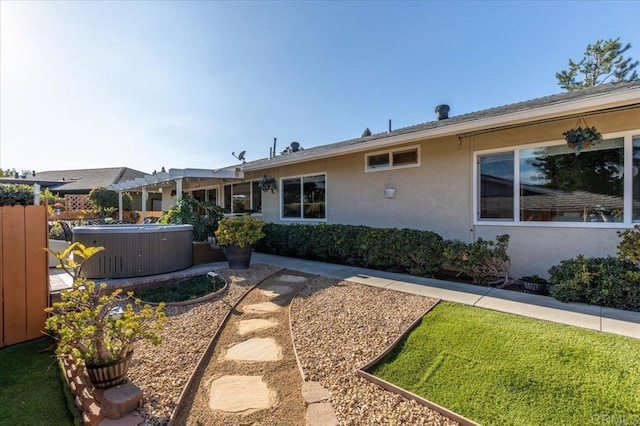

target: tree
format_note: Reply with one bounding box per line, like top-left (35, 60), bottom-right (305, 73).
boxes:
top-left (361, 128), bottom-right (372, 137)
top-left (87, 187), bottom-right (132, 216)
top-left (556, 38), bottom-right (638, 91)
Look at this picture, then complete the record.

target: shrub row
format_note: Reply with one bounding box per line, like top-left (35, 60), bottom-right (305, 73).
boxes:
top-left (549, 256), bottom-right (640, 312)
top-left (0, 184), bottom-right (35, 206)
top-left (255, 223), bottom-right (445, 277)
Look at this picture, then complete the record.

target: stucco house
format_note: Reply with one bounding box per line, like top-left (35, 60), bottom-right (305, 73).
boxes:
top-left (111, 81), bottom-right (640, 278)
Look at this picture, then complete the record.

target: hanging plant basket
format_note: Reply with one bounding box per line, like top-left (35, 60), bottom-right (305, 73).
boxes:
top-left (563, 118), bottom-right (602, 155)
top-left (258, 175), bottom-right (278, 193)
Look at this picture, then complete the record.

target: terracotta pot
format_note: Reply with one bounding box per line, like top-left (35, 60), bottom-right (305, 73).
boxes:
top-left (85, 351), bottom-right (133, 389)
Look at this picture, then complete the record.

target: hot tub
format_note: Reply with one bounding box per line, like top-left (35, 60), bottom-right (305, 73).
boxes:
top-left (72, 224), bottom-right (193, 279)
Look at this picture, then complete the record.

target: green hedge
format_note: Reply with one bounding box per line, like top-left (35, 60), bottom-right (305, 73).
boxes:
top-left (255, 223), bottom-right (445, 277)
top-left (0, 184), bottom-right (34, 206)
top-left (549, 256), bottom-right (640, 311)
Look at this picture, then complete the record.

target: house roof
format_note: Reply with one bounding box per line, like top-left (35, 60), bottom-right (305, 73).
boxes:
top-left (243, 80), bottom-right (640, 171)
top-left (1, 167), bottom-right (148, 193)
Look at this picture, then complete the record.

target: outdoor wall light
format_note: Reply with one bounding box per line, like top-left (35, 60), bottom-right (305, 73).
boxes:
top-left (385, 181), bottom-right (396, 198)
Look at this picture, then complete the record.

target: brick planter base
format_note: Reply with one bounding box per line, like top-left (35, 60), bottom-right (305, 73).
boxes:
top-left (61, 356), bottom-right (144, 425)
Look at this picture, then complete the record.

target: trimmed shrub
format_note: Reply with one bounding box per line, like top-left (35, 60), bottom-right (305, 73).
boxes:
top-left (255, 223), bottom-right (444, 277)
top-left (0, 184), bottom-right (34, 206)
top-left (617, 225), bottom-right (640, 265)
top-left (549, 256), bottom-right (640, 311)
top-left (442, 234), bottom-right (511, 285)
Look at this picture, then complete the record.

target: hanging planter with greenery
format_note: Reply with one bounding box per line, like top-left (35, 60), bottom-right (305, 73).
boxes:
top-left (563, 118), bottom-right (602, 155)
top-left (258, 175), bottom-right (278, 193)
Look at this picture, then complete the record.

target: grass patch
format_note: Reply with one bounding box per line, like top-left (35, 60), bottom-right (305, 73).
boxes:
top-left (133, 274), bottom-right (225, 303)
top-left (0, 337), bottom-right (75, 425)
top-left (370, 302), bottom-right (640, 426)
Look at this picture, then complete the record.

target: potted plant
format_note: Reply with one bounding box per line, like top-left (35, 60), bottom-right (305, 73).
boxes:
top-left (563, 124), bottom-right (602, 155)
top-left (520, 274), bottom-right (548, 295)
top-left (45, 243), bottom-right (166, 388)
top-left (214, 215), bottom-right (265, 269)
top-left (258, 175), bottom-right (278, 193)
top-left (159, 196), bottom-right (226, 264)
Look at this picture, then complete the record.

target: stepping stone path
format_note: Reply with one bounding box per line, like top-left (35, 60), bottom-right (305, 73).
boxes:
top-left (224, 337), bottom-right (282, 362)
top-left (208, 375), bottom-right (275, 414)
top-left (181, 270), bottom-right (338, 424)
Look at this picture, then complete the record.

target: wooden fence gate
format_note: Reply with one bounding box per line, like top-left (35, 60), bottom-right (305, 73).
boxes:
top-left (0, 205), bottom-right (49, 347)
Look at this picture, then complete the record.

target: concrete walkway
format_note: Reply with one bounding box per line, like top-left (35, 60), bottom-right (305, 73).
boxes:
top-left (49, 253), bottom-right (640, 339)
top-left (251, 253), bottom-right (640, 339)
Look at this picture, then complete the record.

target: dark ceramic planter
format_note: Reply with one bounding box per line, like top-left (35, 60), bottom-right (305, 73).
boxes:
top-left (522, 278), bottom-right (548, 295)
top-left (223, 245), bottom-right (253, 270)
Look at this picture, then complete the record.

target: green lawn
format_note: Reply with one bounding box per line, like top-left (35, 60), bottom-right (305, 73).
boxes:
top-left (370, 302), bottom-right (640, 426)
top-left (0, 337), bottom-right (75, 426)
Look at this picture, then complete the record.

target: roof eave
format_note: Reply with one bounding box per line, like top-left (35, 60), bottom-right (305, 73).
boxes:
top-left (243, 87), bottom-right (640, 171)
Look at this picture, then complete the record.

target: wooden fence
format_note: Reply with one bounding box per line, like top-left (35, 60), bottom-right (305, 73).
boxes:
top-left (0, 205), bottom-right (49, 347)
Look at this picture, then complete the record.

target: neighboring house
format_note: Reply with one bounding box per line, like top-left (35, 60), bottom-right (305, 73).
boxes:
top-left (1, 167), bottom-right (148, 211)
top-left (112, 81), bottom-right (640, 277)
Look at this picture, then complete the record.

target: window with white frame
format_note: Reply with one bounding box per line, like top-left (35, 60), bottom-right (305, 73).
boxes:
top-left (224, 181), bottom-right (261, 214)
top-left (365, 146), bottom-right (420, 172)
top-left (634, 136), bottom-right (640, 222)
top-left (476, 132), bottom-right (639, 225)
top-left (281, 174), bottom-right (326, 220)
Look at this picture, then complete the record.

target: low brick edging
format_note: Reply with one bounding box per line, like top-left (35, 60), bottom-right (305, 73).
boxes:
top-left (354, 300), bottom-right (480, 426)
top-left (61, 356), bottom-right (143, 426)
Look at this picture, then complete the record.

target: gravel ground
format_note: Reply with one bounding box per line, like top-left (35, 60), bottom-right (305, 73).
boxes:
top-left (126, 264), bottom-right (281, 425)
top-left (290, 276), bottom-right (458, 426)
top-left (121, 266), bottom-right (458, 425)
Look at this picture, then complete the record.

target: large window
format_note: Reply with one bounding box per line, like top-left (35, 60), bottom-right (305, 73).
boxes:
top-left (282, 174), bottom-right (326, 220)
top-left (224, 182), bottom-right (261, 214)
top-left (634, 136), bottom-right (640, 221)
top-left (365, 146), bottom-right (420, 172)
top-left (478, 153), bottom-right (514, 220)
top-left (476, 132), bottom-right (638, 226)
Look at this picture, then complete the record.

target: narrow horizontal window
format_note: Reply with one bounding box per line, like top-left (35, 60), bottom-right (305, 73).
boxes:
top-left (366, 146), bottom-right (420, 172)
top-left (367, 153), bottom-right (390, 169)
top-left (393, 149), bottom-right (418, 166)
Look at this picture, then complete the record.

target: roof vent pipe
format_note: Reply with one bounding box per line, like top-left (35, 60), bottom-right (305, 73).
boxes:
top-left (273, 138), bottom-right (277, 157)
top-left (291, 141), bottom-right (300, 152)
top-left (435, 104), bottom-right (450, 120)
top-left (388, 119), bottom-right (392, 133)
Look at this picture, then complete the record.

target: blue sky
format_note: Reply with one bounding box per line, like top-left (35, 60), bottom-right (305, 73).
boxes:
top-left (1, 0), bottom-right (639, 175)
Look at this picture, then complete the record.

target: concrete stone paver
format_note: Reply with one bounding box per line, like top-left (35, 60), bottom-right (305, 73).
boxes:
top-left (278, 274), bottom-right (309, 283)
top-left (224, 337), bottom-right (282, 362)
top-left (301, 381), bottom-right (331, 404)
top-left (260, 284), bottom-right (297, 298)
top-left (208, 375), bottom-right (276, 413)
top-left (237, 318), bottom-right (279, 336)
top-left (242, 301), bottom-right (281, 314)
top-left (306, 402), bottom-right (339, 426)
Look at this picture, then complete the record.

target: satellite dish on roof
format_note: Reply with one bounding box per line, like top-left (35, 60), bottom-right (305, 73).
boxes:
top-left (232, 151), bottom-right (246, 163)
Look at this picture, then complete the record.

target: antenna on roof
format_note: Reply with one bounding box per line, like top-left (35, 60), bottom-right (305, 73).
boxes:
top-left (232, 151), bottom-right (246, 163)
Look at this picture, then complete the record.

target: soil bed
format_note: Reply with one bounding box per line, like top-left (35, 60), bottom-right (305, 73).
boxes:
top-left (133, 274), bottom-right (226, 304)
